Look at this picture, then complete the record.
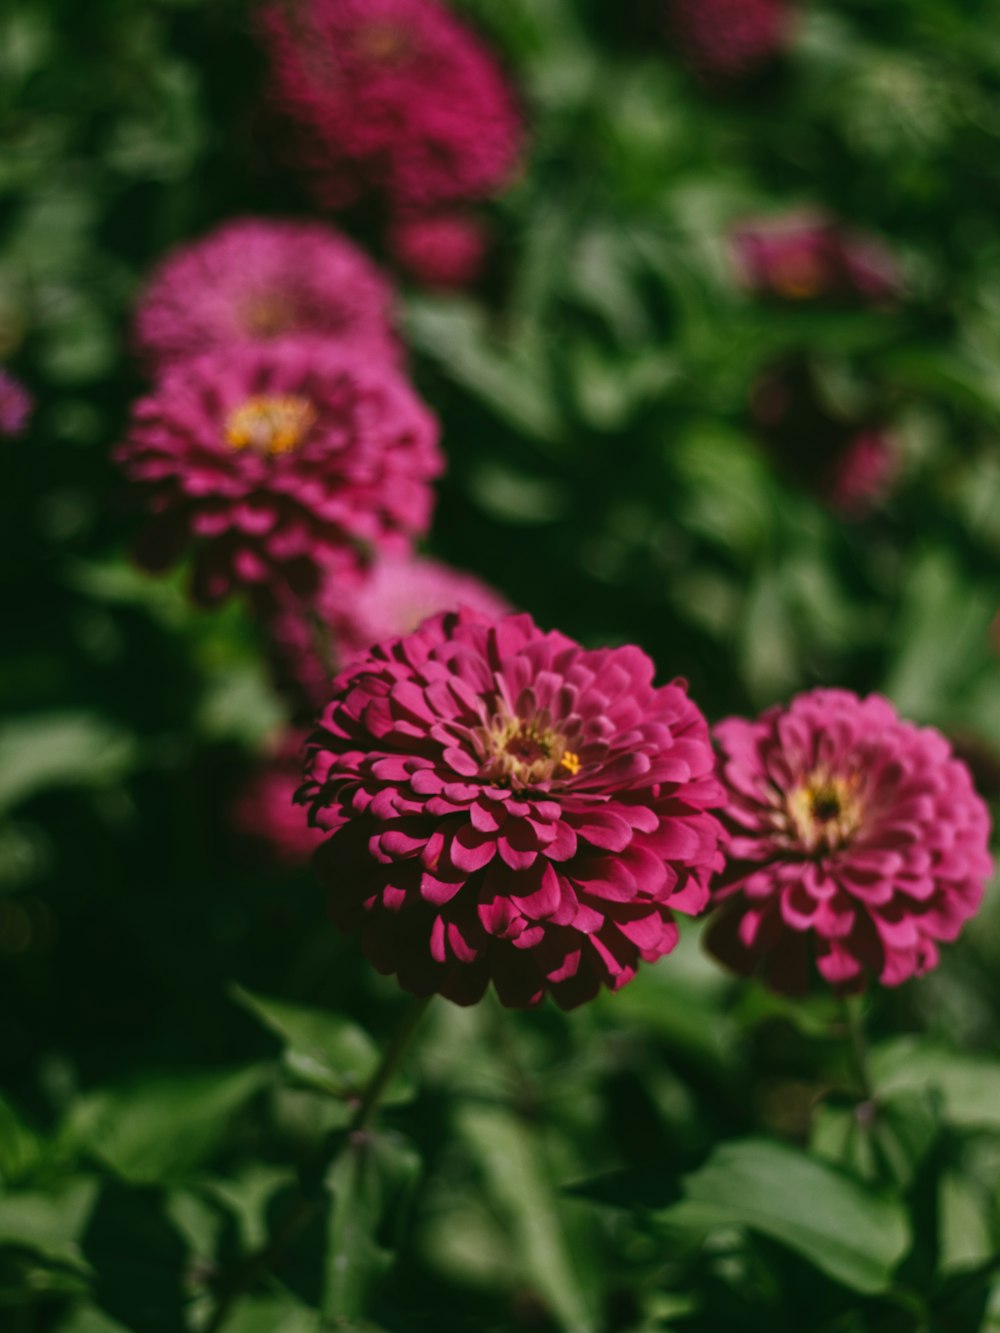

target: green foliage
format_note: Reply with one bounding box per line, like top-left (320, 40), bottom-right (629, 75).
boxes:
top-left (3, 0), bottom-right (1000, 1329)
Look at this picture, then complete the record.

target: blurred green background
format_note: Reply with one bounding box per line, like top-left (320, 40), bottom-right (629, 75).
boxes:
top-left (3, 0), bottom-right (1000, 1329)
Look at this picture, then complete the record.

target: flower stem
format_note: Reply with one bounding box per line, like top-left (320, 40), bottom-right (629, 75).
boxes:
top-left (839, 994), bottom-right (875, 1103)
top-left (204, 993), bottom-right (432, 1333)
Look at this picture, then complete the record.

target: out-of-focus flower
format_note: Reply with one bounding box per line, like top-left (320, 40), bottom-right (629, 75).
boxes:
top-left (133, 218), bottom-right (397, 372)
top-left (0, 369), bottom-right (33, 437)
top-left (268, 554), bottom-right (512, 712)
top-left (665, 0), bottom-right (793, 82)
top-left (388, 212), bottom-right (489, 289)
top-left (116, 339), bottom-right (442, 607)
top-left (260, 0), bottom-right (523, 211)
top-left (706, 689), bottom-right (993, 994)
top-left (301, 609), bottom-right (723, 1008)
top-left (750, 363), bottom-right (899, 517)
top-left (233, 731), bottom-right (325, 864)
top-left (732, 213), bottom-right (902, 306)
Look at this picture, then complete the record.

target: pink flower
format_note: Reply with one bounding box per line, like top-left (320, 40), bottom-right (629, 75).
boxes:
top-left (260, 0), bottom-right (523, 211)
top-left (706, 689), bottom-right (993, 995)
top-left (665, 0), bottom-right (793, 82)
top-left (115, 339), bottom-right (442, 607)
top-left (733, 213), bottom-right (902, 306)
top-left (0, 369), bottom-right (32, 437)
top-left (268, 554), bottom-right (512, 713)
top-left (133, 217), bottom-right (397, 372)
top-left (826, 429), bottom-right (899, 517)
top-left (301, 609), bottom-right (724, 1009)
top-left (388, 212), bottom-right (488, 289)
top-left (233, 731), bottom-right (325, 864)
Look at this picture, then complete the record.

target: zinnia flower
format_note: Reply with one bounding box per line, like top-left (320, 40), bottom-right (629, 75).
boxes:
top-left (388, 212), bottom-right (489, 289)
top-left (733, 213), bottom-right (902, 306)
top-left (233, 731), bottom-right (325, 865)
top-left (665, 0), bottom-right (793, 82)
top-left (300, 609), bottom-right (724, 1009)
top-left (826, 429), bottom-right (898, 517)
top-left (0, 369), bottom-right (32, 437)
top-left (116, 339), bottom-right (442, 607)
top-left (706, 689), bottom-right (993, 994)
top-left (260, 0), bottom-right (523, 211)
top-left (133, 217), bottom-right (397, 372)
top-left (268, 554), bottom-right (512, 713)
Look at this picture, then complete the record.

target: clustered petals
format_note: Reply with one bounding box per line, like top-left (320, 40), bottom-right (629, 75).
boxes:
top-left (706, 689), bottom-right (993, 995)
top-left (133, 217), bottom-right (398, 372)
top-left (260, 0), bottom-right (523, 211)
top-left (232, 730), bottom-right (326, 865)
top-left (300, 609), bottom-right (724, 1008)
top-left (115, 338), bottom-right (442, 606)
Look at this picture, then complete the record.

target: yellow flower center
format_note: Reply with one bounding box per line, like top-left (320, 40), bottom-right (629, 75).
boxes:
top-left (479, 714), bottom-right (581, 788)
top-left (786, 773), bottom-right (861, 853)
top-left (224, 395), bottom-right (316, 456)
top-left (357, 22), bottom-right (413, 61)
top-left (243, 297), bottom-right (297, 338)
top-left (772, 254), bottom-right (826, 300)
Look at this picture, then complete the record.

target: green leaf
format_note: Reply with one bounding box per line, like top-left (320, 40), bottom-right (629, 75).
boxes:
top-left (323, 1131), bottom-right (421, 1322)
top-left (0, 1177), bottom-right (97, 1271)
top-left (456, 1101), bottom-right (595, 1333)
top-left (231, 986), bottom-right (412, 1104)
top-left (871, 1040), bottom-right (1000, 1132)
top-left (656, 1138), bottom-right (911, 1294)
top-left (63, 1065), bottom-right (268, 1184)
top-left (0, 714), bottom-right (136, 813)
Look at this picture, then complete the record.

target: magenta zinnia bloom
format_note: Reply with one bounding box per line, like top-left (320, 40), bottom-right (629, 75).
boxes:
top-left (665, 0), bottom-right (793, 82)
top-left (389, 212), bottom-right (489, 289)
top-left (261, 0), bottom-right (523, 211)
top-left (733, 213), bottom-right (902, 306)
top-left (116, 339), bottom-right (442, 607)
top-left (301, 609), bottom-right (724, 1009)
top-left (233, 731), bottom-right (325, 865)
top-left (133, 218), bottom-right (397, 372)
top-left (826, 429), bottom-right (898, 517)
top-left (0, 369), bottom-right (33, 437)
top-left (707, 689), bottom-right (993, 995)
top-left (269, 554), bottom-right (511, 712)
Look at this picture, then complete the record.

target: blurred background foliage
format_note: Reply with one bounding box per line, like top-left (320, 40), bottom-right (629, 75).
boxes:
top-left (3, 0), bottom-right (1000, 1329)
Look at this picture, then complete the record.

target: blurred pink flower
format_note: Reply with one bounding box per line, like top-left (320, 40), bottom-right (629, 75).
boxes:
top-left (707, 689), bottom-right (993, 994)
top-left (665, 0), bottom-right (793, 81)
top-left (116, 339), bottom-right (442, 607)
top-left (261, 0), bottom-right (523, 211)
top-left (268, 554), bottom-right (512, 712)
top-left (388, 212), bottom-right (488, 289)
top-left (733, 213), bottom-right (902, 306)
top-left (301, 609), bottom-right (724, 1008)
top-left (0, 369), bottom-right (33, 437)
top-left (826, 429), bottom-right (899, 517)
top-left (133, 217), bottom-right (397, 372)
top-left (233, 731), bottom-right (324, 865)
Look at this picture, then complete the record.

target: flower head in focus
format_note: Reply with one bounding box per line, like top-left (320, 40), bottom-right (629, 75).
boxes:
top-left (115, 339), bottom-right (442, 607)
top-left (733, 213), bottom-right (902, 307)
top-left (706, 689), bottom-right (993, 994)
top-left (260, 0), bottom-right (523, 211)
top-left (268, 554), bottom-right (512, 714)
top-left (0, 369), bottom-right (33, 437)
top-left (133, 217), bottom-right (398, 371)
top-left (301, 609), bottom-right (723, 1009)
top-left (665, 0), bottom-right (794, 82)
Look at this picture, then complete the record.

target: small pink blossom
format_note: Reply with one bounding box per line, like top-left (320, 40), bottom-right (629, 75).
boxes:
top-left (665, 0), bottom-right (793, 82)
top-left (260, 0), bottom-right (523, 211)
top-left (233, 731), bottom-right (325, 865)
top-left (389, 212), bottom-right (489, 289)
top-left (707, 689), bottom-right (993, 994)
top-left (733, 213), bottom-right (902, 306)
top-left (0, 369), bottom-right (33, 437)
top-left (133, 217), bottom-right (397, 372)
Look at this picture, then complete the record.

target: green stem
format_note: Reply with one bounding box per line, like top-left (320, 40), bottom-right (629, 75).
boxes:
top-left (204, 993), bottom-right (432, 1333)
top-left (839, 994), bottom-right (875, 1103)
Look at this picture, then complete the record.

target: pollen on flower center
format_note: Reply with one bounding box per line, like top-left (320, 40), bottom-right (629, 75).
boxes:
top-left (224, 394), bottom-right (317, 455)
top-left (478, 713), bottom-right (580, 788)
top-left (243, 296), bottom-right (297, 338)
top-left (772, 255), bottom-right (825, 299)
top-left (357, 22), bottom-right (414, 61)
top-left (785, 773), bottom-right (861, 853)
